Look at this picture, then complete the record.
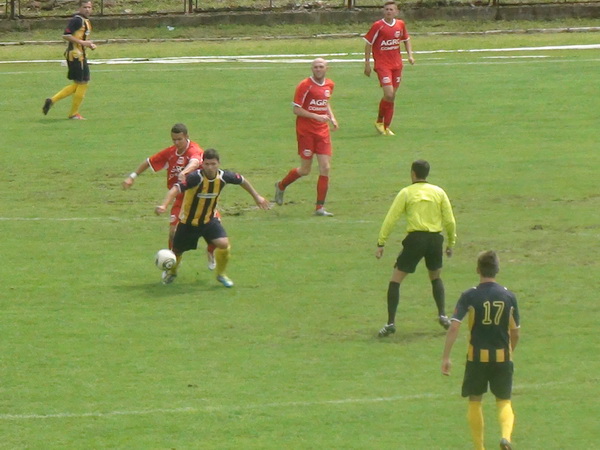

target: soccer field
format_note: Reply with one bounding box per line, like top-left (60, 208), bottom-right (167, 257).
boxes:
top-left (1, 33), bottom-right (599, 448)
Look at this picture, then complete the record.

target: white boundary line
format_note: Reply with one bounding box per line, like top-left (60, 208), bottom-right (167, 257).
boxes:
top-left (0, 381), bottom-right (570, 421)
top-left (1, 44), bottom-right (599, 66)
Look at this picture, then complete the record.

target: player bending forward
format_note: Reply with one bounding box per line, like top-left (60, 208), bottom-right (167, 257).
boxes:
top-left (155, 148), bottom-right (270, 287)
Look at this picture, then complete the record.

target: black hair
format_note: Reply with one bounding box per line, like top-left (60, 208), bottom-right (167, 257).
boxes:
top-left (411, 159), bottom-right (430, 179)
top-left (203, 148), bottom-right (220, 161)
top-left (478, 251), bottom-right (500, 278)
top-left (171, 123), bottom-right (188, 135)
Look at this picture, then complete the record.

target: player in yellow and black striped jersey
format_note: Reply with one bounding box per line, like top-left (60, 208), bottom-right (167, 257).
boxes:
top-left (42, 1), bottom-right (96, 120)
top-left (441, 251), bottom-right (520, 450)
top-left (155, 149), bottom-right (271, 288)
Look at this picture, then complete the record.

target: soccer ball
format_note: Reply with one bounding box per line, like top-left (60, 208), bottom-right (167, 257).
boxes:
top-left (155, 249), bottom-right (176, 270)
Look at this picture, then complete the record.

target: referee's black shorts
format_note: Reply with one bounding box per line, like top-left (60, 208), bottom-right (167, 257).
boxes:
top-left (395, 231), bottom-right (444, 273)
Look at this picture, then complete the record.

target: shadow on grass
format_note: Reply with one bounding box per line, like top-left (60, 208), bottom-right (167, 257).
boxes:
top-left (116, 279), bottom-right (228, 299)
top-left (374, 329), bottom-right (444, 343)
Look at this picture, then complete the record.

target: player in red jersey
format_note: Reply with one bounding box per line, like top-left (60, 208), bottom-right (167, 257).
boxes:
top-left (364, 1), bottom-right (414, 136)
top-left (274, 58), bottom-right (339, 217)
top-left (122, 123), bottom-right (217, 270)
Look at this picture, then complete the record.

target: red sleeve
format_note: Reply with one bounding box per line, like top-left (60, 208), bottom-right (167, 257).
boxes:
top-left (187, 141), bottom-right (204, 164)
top-left (147, 146), bottom-right (173, 172)
top-left (400, 21), bottom-right (410, 41)
top-left (363, 21), bottom-right (381, 45)
top-left (293, 79), bottom-right (310, 108)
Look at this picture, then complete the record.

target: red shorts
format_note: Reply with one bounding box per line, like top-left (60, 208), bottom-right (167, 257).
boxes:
top-left (375, 67), bottom-right (402, 88)
top-left (170, 194), bottom-right (184, 226)
top-left (296, 132), bottom-right (332, 160)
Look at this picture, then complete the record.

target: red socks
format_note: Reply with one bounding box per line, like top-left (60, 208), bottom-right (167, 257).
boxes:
top-left (316, 175), bottom-right (329, 208)
top-left (280, 168), bottom-right (302, 189)
top-left (378, 99), bottom-right (395, 128)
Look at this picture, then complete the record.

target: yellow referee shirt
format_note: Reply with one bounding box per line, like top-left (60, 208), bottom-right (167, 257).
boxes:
top-left (377, 181), bottom-right (457, 247)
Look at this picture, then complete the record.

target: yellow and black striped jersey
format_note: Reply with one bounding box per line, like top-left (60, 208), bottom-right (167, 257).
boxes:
top-left (452, 282), bottom-right (520, 363)
top-left (63, 14), bottom-right (91, 61)
top-left (177, 169), bottom-right (244, 226)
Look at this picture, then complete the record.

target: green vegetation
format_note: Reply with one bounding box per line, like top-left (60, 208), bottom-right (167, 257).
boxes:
top-left (1, 32), bottom-right (598, 448)
top-left (4, 0), bottom-right (600, 19)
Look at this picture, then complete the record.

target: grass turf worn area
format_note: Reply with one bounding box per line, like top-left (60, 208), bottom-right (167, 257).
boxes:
top-left (1, 31), bottom-right (599, 448)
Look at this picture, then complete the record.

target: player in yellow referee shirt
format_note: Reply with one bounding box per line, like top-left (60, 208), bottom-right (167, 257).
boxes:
top-left (375, 159), bottom-right (456, 337)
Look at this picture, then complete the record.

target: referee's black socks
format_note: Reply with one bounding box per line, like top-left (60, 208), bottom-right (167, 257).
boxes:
top-left (431, 278), bottom-right (446, 317)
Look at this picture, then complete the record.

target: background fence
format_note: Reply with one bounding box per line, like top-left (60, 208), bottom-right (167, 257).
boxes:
top-left (2, 0), bottom-right (599, 19)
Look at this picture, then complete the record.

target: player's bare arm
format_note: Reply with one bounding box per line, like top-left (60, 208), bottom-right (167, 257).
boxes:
top-left (293, 105), bottom-right (330, 123)
top-left (375, 246), bottom-right (384, 259)
top-left (178, 158), bottom-right (201, 182)
top-left (441, 321), bottom-right (461, 376)
top-left (64, 34), bottom-right (96, 50)
top-left (123, 161), bottom-right (150, 189)
top-left (364, 43), bottom-right (373, 77)
top-left (327, 105), bottom-right (339, 131)
top-left (240, 180), bottom-right (271, 210)
top-left (404, 39), bottom-right (415, 65)
top-left (510, 328), bottom-right (520, 351)
top-left (155, 186), bottom-right (179, 215)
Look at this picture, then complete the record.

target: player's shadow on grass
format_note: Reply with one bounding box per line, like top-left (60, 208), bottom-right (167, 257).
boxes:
top-left (118, 279), bottom-right (227, 299)
top-left (374, 329), bottom-right (444, 343)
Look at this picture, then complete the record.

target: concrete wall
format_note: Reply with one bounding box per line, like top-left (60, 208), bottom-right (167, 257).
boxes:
top-left (1, 4), bottom-right (600, 33)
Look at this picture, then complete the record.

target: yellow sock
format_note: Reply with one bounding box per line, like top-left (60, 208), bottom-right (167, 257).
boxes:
top-left (467, 401), bottom-right (485, 450)
top-left (51, 83), bottom-right (77, 103)
top-left (497, 399), bottom-right (514, 442)
top-left (215, 246), bottom-right (230, 276)
top-left (69, 83), bottom-right (89, 117)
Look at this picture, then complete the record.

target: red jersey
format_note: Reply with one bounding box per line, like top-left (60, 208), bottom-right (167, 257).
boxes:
top-left (147, 140), bottom-right (203, 189)
top-left (364, 19), bottom-right (410, 70)
top-left (293, 76), bottom-right (334, 137)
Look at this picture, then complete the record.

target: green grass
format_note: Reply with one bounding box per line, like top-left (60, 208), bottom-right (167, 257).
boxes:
top-left (5, 0), bottom-right (600, 19)
top-left (1, 31), bottom-right (599, 449)
top-left (2, 18), bottom-right (600, 42)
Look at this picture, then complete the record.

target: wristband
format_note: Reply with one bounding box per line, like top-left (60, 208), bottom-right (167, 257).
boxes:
top-left (129, 172), bottom-right (138, 179)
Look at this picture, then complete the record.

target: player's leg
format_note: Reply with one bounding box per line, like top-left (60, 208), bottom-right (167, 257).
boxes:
top-left (491, 362), bottom-right (515, 449)
top-left (169, 196), bottom-right (184, 251)
top-left (378, 234), bottom-right (420, 337)
top-left (206, 210), bottom-right (221, 271)
top-left (44, 83), bottom-right (77, 115)
top-left (274, 140), bottom-right (313, 205)
top-left (467, 396), bottom-right (485, 450)
top-left (163, 223), bottom-right (192, 284)
top-left (68, 59), bottom-right (90, 119)
top-left (69, 82), bottom-right (89, 119)
top-left (462, 362), bottom-right (488, 450)
top-left (314, 145), bottom-right (333, 216)
top-left (374, 69), bottom-right (395, 134)
top-left (378, 267), bottom-right (410, 337)
top-left (381, 72), bottom-right (402, 135)
top-left (425, 233), bottom-right (449, 329)
top-left (204, 218), bottom-right (233, 287)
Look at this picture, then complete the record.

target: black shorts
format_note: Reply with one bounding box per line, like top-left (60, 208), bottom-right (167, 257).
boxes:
top-left (461, 361), bottom-right (514, 400)
top-left (172, 218), bottom-right (227, 254)
top-left (395, 231), bottom-right (443, 273)
top-left (67, 58), bottom-right (90, 82)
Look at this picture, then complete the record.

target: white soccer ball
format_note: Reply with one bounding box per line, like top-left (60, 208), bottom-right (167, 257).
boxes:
top-left (155, 249), bottom-right (176, 270)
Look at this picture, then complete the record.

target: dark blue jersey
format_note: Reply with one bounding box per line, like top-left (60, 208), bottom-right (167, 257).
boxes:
top-left (452, 282), bottom-right (520, 363)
